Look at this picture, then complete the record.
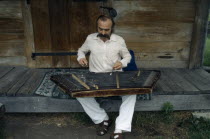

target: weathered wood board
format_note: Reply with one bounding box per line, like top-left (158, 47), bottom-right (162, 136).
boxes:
top-left (16, 69), bottom-right (50, 96)
top-left (0, 66), bottom-right (28, 96)
top-left (0, 0), bottom-right (25, 66)
top-left (0, 66), bottom-right (14, 79)
top-left (1, 94), bottom-right (210, 112)
top-left (112, 0), bottom-right (195, 68)
top-left (0, 56), bottom-right (26, 66)
top-left (31, 0), bottom-right (53, 67)
top-left (30, 0), bottom-right (104, 68)
top-left (0, 42), bottom-right (24, 56)
top-left (0, 0), bottom-right (207, 69)
top-left (189, 0), bottom-right (210, 68)
top-left (29, 0), bottom-right (196, 68)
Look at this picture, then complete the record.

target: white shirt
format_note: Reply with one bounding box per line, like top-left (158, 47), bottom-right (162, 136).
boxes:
top-left (77, 33), bottom-right (131, 72)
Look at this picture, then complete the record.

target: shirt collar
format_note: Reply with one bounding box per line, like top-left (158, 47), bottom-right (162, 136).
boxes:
top-left (93, 33), bottom-right (117, 42)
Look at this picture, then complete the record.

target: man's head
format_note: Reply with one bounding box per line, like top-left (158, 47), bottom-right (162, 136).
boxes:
top-left (96, 15), bottom-right (115, 40)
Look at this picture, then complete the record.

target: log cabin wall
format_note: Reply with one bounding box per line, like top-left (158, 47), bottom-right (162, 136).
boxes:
top-left (29, 0), bottom-right (196, 68)
top-left (30, 0), bottom-right (105, 68)
top-left (0, 0), bottom-right (26, 66)
top-left (113, 0), bottom-right (195, 68)
top-left (0, 0), bottom-right (201, 68)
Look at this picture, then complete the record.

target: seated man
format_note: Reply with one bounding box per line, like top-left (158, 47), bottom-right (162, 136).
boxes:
top-left (77, 15), bottom-right (136, 139)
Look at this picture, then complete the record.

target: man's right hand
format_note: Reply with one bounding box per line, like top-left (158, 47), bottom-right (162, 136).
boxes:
top-left (79, 58), bottom-right (88, 67)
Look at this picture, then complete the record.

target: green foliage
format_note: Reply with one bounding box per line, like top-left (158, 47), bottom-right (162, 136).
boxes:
top-left (204, 36), bottom-right (210, 66)
top-left (179, 116), bottom-right (210, 139)
top-left (161, 102), bottom-right (174, 115)
top-left (161, 102), bottom-right (174, 123)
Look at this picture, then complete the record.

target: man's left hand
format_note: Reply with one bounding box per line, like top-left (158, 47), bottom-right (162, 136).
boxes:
top-left (113, 61), bottom-right (122, 70)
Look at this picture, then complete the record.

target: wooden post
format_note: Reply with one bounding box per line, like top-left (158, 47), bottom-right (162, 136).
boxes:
top-left (189, 0), bottom-right (210, 69)
top-left (116, 72), bottom-right (120, 88)
top-left (21, 0), bottom-right (36, 68)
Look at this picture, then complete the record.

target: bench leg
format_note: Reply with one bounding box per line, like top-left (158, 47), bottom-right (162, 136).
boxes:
top-left (0, 103), bottom-right (5, 118)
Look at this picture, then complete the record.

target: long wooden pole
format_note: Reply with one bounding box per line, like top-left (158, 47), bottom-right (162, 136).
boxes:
top-left (72, 74), bottom-right (90, 90)
top-left (116, 72), bottom-right (120, 88)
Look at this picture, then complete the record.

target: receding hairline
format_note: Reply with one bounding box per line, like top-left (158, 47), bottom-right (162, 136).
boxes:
top-left (97, 18), bottom-right (112, 25)
top-left (96, 15), bottom-right (115, 28)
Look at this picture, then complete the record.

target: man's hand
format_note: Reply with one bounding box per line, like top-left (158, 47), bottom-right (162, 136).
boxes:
top-left (113, 61), bottom-right (122, 70)
top-left (79, 58), bottom-right (88, 67)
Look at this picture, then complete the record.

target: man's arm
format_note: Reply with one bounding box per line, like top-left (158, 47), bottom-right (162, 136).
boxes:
top-left (113, 39), bottom-right (131, 70)
top-left (77, 37), bottom-right (90, 66)
top-left (119, 40), bottom-right (131, 68)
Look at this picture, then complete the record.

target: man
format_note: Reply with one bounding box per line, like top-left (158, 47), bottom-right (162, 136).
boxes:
top-left (77, 15), bottom-right (136, 139)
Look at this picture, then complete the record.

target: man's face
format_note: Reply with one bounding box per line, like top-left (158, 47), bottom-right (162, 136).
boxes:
top-left (97, 19), bottom-right (112, 39)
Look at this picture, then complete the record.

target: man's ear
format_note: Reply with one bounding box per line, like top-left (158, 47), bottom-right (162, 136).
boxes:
top-left (111, 28), bottom-right (114, 33)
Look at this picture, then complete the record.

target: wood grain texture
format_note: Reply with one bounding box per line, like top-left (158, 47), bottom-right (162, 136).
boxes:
top-left (115, 23), bottom-right (193, 42)
top-left (48, 0), bottom-right (71, 67)
top-left (21, 0), bottom-right (36, 68)
top-left (159, 70), bottom-right (184, 92)
top-left (6, 68), bottom-right (34, 96)
top-left (113, 0), bottom-right (195, 23)
top-left (0, 66), bottom-right (14, 79)
top-left (193, 69), bottom-right (210, 83)
top-left (134, 51), bottom-right (189, 61)
top-left (0, 33), bottom-right (24, 43)
top-left (1, 94), bottom-right (210, 112)
top-left (112, 0), bottom-right (195, 68)
top-left (165, 69), bottom-right (199, 92)
top-left (0, 18), bottom-right (23, 33)
top-left (0, 66), bottom-right (28, 96)
top-left (28, 0), bottom-right (196, 68)
top-left (70, 55), bottom-right (81, 68)
top-left (0, 42), bottom-right (24, 56)
top-left (17, 68), bottom-right (50, 95)
top-left (174, 69), bottom-right (210, 91)
top-left (136, 60), bottom-right (188, 68)
top-left (70, 1), bottom-right (102, 51)
top-left (31, 0), bottom-right (52, 67)
top-left (72, 88), bottom-right (152, 97)
top-left (126, 42), bottom-right (190, 53)
top-left (0, 0), bottom-right (25, 66)
top-left (0, 56), bottom-right (26, 66)
top-left (0, 1), bottom-right (22, 19)
top-left (69, 1), bottom-right (102, 67)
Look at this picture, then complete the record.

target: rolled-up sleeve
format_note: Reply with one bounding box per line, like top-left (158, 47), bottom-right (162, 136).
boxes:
top-left (77, 37), bottom-right (90, 61)
top-left (119, 40), bottom-right (131, 68)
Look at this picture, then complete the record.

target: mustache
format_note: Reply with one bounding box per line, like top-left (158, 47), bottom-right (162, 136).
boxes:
top-left (97, 33), bottom-right (110, 39)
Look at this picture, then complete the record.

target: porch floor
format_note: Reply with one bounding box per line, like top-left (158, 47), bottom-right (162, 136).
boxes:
top-left (0, 66), bottom-right (210, 112)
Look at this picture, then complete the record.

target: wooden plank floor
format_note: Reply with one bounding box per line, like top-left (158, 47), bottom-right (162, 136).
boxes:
top-left (0, 66), bottom-right (210, 112)
top-left (0, 66), bottom-right (210, 97)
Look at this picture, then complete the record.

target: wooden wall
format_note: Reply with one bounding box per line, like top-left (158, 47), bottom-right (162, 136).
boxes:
top-left (0, 0), bottom-right (26, 66)
top-left (113, 0), bottom-right (195, 68)
top-left (1, 0), bottom-right (208, 69)
top-left (29, 0), bottom-right (196, 68)
top-left (30, 0), bottom-right (104, 68)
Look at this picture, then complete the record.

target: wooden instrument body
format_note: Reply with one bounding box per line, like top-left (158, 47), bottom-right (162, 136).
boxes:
top-left (50, 70), bottom-right (161, 98)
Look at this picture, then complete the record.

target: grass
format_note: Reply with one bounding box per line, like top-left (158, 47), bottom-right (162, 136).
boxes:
top-left (179, 116), bottom-right (210, 139)
top-left (1, 111), bottom-right (210, 138)
top-left (203, 14), bottom-right (210, 66)
top-left (203, 35), bottom-right (210, 66)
